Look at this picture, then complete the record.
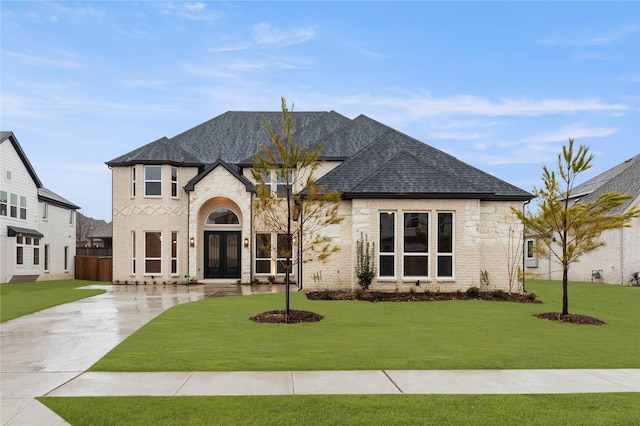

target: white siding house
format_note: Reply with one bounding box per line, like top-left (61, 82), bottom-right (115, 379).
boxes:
top-left (107, 112), bottom-right (533, 292)
top-left (1, 132), bottom-right (79, 283)
top-left (525, 153), bottom-right (640, 285)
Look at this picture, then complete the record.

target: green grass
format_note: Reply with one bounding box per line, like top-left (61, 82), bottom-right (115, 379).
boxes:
top-left (38, 393), bottom-right (640, 426)
top-left (0, 279), bottom-right (106, 322)
top-left (90, 280), bottom-right (639, 372)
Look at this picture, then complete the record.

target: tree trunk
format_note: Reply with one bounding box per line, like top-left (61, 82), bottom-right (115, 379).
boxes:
top-left (562, 267), bottom-right (569, 316)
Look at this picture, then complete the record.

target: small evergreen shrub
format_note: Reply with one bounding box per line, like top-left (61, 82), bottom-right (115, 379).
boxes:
top-left (490, 289), bottom-right (506, 299)
top-left (525, 291), bottom-right (537, 301)
top-left (355, 233), bottom-right (376, 290)
top-left (466, 287), bottom-right (480, 297)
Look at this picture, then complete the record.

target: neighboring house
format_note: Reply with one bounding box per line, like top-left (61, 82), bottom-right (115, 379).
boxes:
top-left (1, 132), bottom-right (80, 283)
top-left (107, 112), bottom-right (532, 292)
top-left (525, 153), bottom-right (640, 285)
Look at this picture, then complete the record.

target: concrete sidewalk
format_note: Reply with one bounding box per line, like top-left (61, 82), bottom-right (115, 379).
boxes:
top-left (47, 369), bottom-right (640, 397)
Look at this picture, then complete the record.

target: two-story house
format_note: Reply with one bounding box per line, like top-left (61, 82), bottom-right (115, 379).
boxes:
top-left (107, 111), bottom-right (533, 292)
top-left (1, 132), bottom-right (80, 283)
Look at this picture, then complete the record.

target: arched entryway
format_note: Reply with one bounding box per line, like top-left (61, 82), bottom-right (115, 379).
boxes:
top-left (203, 207), bottom-right (242, 279)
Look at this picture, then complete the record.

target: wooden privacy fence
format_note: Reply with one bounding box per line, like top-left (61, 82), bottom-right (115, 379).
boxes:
top-left (75, 256), bottom-right (112, 282)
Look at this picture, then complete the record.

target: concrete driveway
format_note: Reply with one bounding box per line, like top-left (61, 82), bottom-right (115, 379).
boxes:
top-left (1, 284), bottom-right (205, 426)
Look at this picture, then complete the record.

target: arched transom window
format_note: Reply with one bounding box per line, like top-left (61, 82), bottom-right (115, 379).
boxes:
top-left (206, 208), bottom-right (239, 225)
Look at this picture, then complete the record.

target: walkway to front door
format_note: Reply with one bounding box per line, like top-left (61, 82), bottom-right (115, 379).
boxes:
top-left (204, 231), bottom-right (241, 279)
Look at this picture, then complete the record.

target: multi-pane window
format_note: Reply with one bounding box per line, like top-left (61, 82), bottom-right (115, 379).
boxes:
top-left (131, 167), bottom-right (136, 197)
top-left (0, 191), bottom-right (6, 216)
top-left (145, 232), bottom-right (162, 274)
top-left (10, 193), bottom-right (17, 218)
top-left (254, 170), bottom-right (272, 197)
top-left (144, 165), bottom-right (162, 196)
top-left (255, 233), bottom-right (271, 274)
top-left (33, 238), bottom-right (40, 266)
top-left (403, 212), bottom-right (429, 277)
top-left (132, 232), bottom-right (136, 274)
top-left (276, 234), bottom-right (292, 274)
top-left (525, 238), bottom-right (538, 268)
top-left (276, 170), bottom-right (293, 198)
top-left (379, 212), bottom-right (396, 277)
top-left (171, 167), bottom-right (178, 197)
top-left (19, 196), bottom-right (27, 219)
top-left (437, 212), bottom-right (454, 278)
top-left (171, 231), bottom-right (178, 274)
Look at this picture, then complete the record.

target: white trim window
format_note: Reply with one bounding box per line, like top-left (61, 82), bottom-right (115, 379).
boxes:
top-left (436, 212), bottom-right (454, 278)
top-left (255, 233), bottom-right (271, 274)
top-left (0, 191), bottom-right (6, 216)
top-left (403, 212), bottom-right (429, 278)
top-left (41, 201), bottom-right (48, 220)
top-left (145, 231), bottom-right (162, 274)
top-left (379, 211), bottom-right (396, 278)
top-left (10, 193), bottom-right (17, 218)
top-left (19, 196), bottom-right (27, 220)
top-left (131, 167), bottom-right (136, 197)
top-left (171, 231), bottom-right (178, 275)
top-left (144, 165), bottom-right (162, 197)
top-left (33, 238), bottom-right (40, 266)
top-left (525, 238), bottom-right (538, 268)
top-left (44, 244), bottom-right (50, 272)
top-left (132, 231), bottom-right (137, 274)
top-left (171, 167), bottom-right (178, 198)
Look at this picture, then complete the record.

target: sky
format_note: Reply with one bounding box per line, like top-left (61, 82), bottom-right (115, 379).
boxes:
top-left (1, 1), bottom-right (639, 221)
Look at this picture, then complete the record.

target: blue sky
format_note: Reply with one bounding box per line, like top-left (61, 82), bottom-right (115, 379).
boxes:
top-left (2, 1), bottom-right (639, 221)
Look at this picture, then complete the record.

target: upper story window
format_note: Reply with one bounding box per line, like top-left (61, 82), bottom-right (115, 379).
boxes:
top-left (276, 170), bottom-right (293, 198)
top-left (41, 201), bottom-right (48, 220)
top-left (69, 210), bottom-right (74, 226)
top-left (0, 191), bottom-right (7, 216)
top-left (145, 165), bottom-right (162, 196)
top-left (171, 167), bottom-right (178, 197)
top-left (206, 208), bottom-right (239, 225)
top-left (131, 167), bottom-right (136, 197)
top-left (10, 193), bottom-right (18, 218)
top-left (20, 196), bottom-right (27, 220)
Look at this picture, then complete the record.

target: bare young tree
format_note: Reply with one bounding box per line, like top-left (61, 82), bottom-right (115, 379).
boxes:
top-left (252, 97), bottom-right (343, 321)
top-left (513, 139), bottom-right (640, 316)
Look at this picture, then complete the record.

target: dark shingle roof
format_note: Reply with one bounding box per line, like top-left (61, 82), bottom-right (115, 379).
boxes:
top-left (1, 131), bottom-right (42, 187)
top-left (107, 111), bottom-right (532, 201)
top-left (571, 153), bottom-right (640, 214)
top-left (38, 187), bottom-right (80, 210)
top-left (315, 123), bottom-right (531, 201)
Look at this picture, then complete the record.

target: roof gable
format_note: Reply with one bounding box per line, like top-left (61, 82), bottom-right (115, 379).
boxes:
top-left (184, 159), bottom-right (253, 192)
top-left (1, 131), bottom-right (42, 188)
top-left (572, 153), bottom-right (640, 214)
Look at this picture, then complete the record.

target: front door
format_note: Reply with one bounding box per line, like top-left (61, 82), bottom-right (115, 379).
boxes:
top-left (204, 231), bottom-right (241, 279)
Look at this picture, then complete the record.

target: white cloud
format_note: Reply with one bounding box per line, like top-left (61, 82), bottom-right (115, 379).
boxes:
top-left (338, 94), bottom-right (629, 119)
top-left (522, 124), bottom-right (619, 144)
top-left (159, 2), bottom-right (222, 22)
top-left (252, 22), bottom-right (315, 47)
top-left (2, 50), bottom-right (87, 69)
top-left (538, 25), bottom-right (638, 46)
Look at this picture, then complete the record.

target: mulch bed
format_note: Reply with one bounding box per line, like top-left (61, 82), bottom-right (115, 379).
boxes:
top-left (251, 291), bottom-right (605, 325)
top-left (535, 312), bottom-right (606, 325)
top-left (305, 290), bottom-right (542, 303)
top-left (250, 309), bottom-right (324, 324)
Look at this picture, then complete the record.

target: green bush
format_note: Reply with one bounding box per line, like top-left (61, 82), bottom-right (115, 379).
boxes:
top-left (355, 233), bottom-right (376, 290)
top-left (466, 287), bottom-right (480, 297)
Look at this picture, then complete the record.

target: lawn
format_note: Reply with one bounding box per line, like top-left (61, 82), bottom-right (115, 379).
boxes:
top-left (39, 280), bottom-right (640, 425)
top-left (38, 393), bottom-right (640, 426)
top-left (0, 279), bottom-right (106, 322)
top-left (90, 280), bottom-right (639, 372)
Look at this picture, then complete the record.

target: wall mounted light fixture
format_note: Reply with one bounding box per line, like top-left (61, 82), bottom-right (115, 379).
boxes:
top-left (189, 237), bottom-right (195, 247)
top-left (243, 237), bottom-right (249, 248)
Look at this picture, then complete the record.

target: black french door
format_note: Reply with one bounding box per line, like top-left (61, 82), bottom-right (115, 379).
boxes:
top-left (204, 231), bottom-right (241, 279)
